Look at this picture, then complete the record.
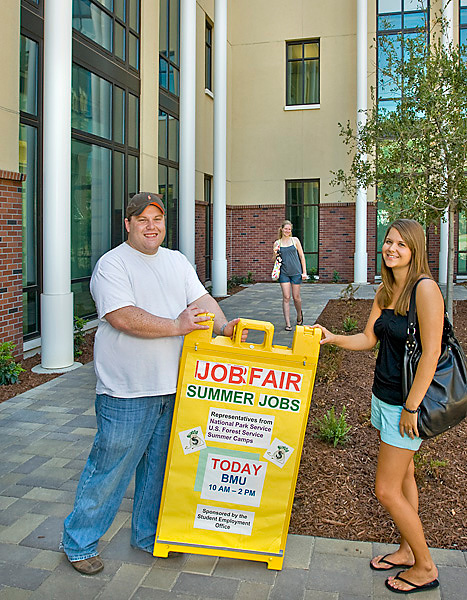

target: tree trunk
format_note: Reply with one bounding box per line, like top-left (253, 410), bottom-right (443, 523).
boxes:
top-left (445, 204), bottom-right (455, 321)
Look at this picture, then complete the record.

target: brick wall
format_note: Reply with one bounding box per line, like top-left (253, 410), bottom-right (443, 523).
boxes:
top-left (0, 170), bottom-right (25, 357)
top-left (195, 200), bottom-right (208, 283)
top-left (227, 205), bottom-right (285, 282)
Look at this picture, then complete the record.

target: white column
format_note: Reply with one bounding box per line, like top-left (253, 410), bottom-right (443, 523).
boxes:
top-left (439, 0), bottom-right (453, 285)
top-left (35, 0), bottom-right (77, 372)
top-left (211, 0), bottom-right (228, 297)
top-left (178, 0), bottom-right (196, 265)
top-left (354, 0), bottom-right (368, 284)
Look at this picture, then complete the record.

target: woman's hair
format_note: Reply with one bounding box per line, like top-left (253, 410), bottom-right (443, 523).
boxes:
top-left (379, 218), bottom-right (432, 315)
top-left (278, 220), bottom-right (293, 239)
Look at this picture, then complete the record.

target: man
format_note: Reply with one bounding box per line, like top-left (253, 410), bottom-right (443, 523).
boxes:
top-left (62, 192), bottom-right (240, 575)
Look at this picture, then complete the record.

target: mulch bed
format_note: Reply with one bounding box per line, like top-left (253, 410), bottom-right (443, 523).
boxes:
top-left (1, 296), bottom-right (466, 550)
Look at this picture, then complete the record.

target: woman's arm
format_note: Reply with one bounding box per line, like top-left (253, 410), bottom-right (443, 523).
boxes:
top-left (294, 238), bottom-right (308, 279)
top-left (400, 279), bottom-right (444, 437)
top-left (314, 292), bottom-right (382, 351)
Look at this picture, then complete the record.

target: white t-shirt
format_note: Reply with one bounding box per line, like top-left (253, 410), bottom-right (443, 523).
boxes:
top-left (90, 242), bottom-right (207, 398)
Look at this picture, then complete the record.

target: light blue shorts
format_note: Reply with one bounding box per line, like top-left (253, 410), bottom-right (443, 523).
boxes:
top-left (371, 394), bottom-right (422, 451)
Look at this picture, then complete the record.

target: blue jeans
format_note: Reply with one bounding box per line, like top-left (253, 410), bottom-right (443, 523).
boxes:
top-left (62, 393), bottom-right (175, 561)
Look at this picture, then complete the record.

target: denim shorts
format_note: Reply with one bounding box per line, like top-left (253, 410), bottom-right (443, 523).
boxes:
top-left (371, 394), bottom-right (422, 451)
top-left (278, 272), bottom-right (302, 284)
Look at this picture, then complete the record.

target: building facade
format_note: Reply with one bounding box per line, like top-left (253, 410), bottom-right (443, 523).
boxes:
top-left (0, 0), bottom-right (465, 357)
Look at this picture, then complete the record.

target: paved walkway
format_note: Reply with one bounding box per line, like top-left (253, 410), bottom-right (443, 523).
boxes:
top-left (0, 284), bottom-right (466, 599)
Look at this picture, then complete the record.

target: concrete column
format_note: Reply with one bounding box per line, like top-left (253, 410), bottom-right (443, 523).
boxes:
top-left (438, 0), bottom-right (454, 285)
top-left (34, 0), bottom-right (79, 372)
top-left (178, 0), bottom-right (196, 265)
top-left (354, 0), bottom-right (368, 284)
top-left (211, 0), bottom-right (228, 297)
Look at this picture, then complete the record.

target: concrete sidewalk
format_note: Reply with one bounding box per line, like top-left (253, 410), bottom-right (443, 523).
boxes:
top-left (0, 284), bottom-right (466, 599)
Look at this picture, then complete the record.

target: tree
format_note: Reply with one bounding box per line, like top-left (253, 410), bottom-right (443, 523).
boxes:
top-left (331, 11), bottom-right (467, 318)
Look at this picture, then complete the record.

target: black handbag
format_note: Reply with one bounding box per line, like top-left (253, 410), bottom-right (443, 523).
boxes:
top-left (402, 278), bottom-right (467, 439)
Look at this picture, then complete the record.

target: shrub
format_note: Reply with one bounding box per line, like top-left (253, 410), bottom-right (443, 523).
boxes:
top-left (74, 316), bottom-right (88, 359)
top-left (339, 283), bottom-right (360, 302)
top-left (332, 270), bottom-right (340, 283)
top-left (0, 342), bottom-right (25, 385)
top-left (342, 316), bottom-right (358, 332)
top-left (307, 267), bottom-right (317, 281)
top-left (314, 405), bottom-right (351, 447)
top-left (227, 273), bottom-right (255, 290)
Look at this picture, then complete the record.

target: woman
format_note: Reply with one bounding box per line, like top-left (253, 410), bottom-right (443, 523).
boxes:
top-left (315, 219), bottom-right (443, 594)
top-left (273, 220), bottom-right (308, 331)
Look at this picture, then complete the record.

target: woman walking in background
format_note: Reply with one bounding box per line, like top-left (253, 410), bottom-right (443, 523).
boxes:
top-left (314, 219), bottom-right (443, 594)
top-left (273, 220), bottom-right (308, 331)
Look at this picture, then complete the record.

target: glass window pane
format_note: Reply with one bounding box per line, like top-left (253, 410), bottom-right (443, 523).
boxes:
top-left (72, 64), bottom-right (112, 139)
top-left (72, 280), bottom-right (96, 318)
top-left (71, 140), bottom-right (112, 280)
top-left (404, 12), bottom-right (426, 29)
top-left (461, 9), bottom-right (467, 26)
top-left (378, 14), bottom-right (402, 30)
top-left (378, 36), bottom-right (402, 98)
top-left (158, 164), bottom-right (167, 206)
top-left (129, 32), bottom-right (139, 69)
top-left (158, 111), bottom-right (167, 158)
top-left (287, 181), bottom-right (302, 205)
top-left (115, 0), bottom-right (125, 20)
top-left (167, 167), bottom-right (179, 250)
top-left (169, 0), bottom-right (179, 65)
top-left (128, 92), bottom-right (139, 148)
top-left (462, 0), bottom-right (467, 7)
top-left (128, 154), bottom-right (139, 197)
top-left (19, 124), bottom-right (38, 287)
top-left (304, 42), bottom-right (319, 59)
top-left (168, 114), bottom-right (179, 162)
top-left (159, 56), bottom-right (168, 88)
top-left (129, 0), bottom-right (139, 32)
top-left (379, 0), bottom-right (401, 13)
top-left (113, 85), bottom-right (125, 143)
top-left (113, 151), bottom-right (125, 247)
top-left (159, 0), bottom-right (168, 55)
top-left (287, 43), bottom-right (302, 60)
top-left (461, 29), bottom-right (467, 57)
top-left (73, 0), bottom-right (112, 53)
top-left (304, 60), bottom-right (319, 104)
top-left (95, 0), bottom-right (113, 10)
top-left (169, 64), bottom-right (179, 95)
top-left (287, 61), bottom-right (303, 105)
top-left (23, 291), bottom-right (39, 337)
top-left (303, 204), bottom-right (319, 254)
top-left (115, 21), bottom-right (125, 60)
top-left (20, 36), bottom-right (38, 116)
top-left (404, 0), bottom-right (427, 11)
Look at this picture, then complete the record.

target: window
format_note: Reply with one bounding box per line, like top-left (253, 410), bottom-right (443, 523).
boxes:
top-left (285, 180), bottom-right (319, 273)
top-left (460, 1), bottom-right (467, 60)
top-left (204, 176), bottom-right (212, 279)
top-left (205, 20), bottom-right (212, 91)
top-left (375, 0), bottom-right (428, 274)
top-left (158, 110), bottom-right (179, 250)
top-left (286, 40), bottom-right (319, 106)
top-left (159, 0), bottom-right (180, 96)
top-left (458, 212), bottom-right (467, 275)
top-left (72, 0), bottom-right (140, 70)
top-left (19, 33), bottom-right (41, 338)
top-left (71, 64), bottom-right (139, 317)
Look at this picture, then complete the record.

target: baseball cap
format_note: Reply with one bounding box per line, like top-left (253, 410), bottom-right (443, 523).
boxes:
top-left (126, 192), bottom-right (165, 218)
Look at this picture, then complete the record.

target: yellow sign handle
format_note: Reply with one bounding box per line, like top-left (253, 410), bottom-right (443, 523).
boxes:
top-left (232, 318), bottom-right (274, 351)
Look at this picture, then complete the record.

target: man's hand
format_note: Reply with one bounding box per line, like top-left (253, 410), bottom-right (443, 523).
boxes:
top-left (220, 318), bottom-right (248, 342)
top-left (174, 305), bottom-right (210, 336)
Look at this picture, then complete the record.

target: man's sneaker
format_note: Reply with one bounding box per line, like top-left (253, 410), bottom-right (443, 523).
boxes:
top-left (69, 555), bottom-right (104, 575)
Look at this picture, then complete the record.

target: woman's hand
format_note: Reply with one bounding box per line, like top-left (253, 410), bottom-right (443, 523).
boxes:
top-left (312, 324), bottom-right (337, 345)
top-left (301, 272), bottom-right (309, 281)
top-left (399, 409), bottom-right (419, 439)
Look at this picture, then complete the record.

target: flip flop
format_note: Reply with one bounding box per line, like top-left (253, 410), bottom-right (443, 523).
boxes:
top-left (285, 325), bottom-right (292, 331)
top-left (297, 311), bottom-right (304, 326)
top-left (385, 570), bottom-right (440, 594)
top-left (370, 554), bottom-right (414, 571)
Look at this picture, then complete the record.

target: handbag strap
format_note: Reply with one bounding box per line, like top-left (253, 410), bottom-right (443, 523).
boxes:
top-left (406, 278), bottom-right (450, 353)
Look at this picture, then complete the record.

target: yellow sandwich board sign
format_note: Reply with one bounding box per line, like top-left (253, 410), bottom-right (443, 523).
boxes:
top-left (153, 317), bottom-right (321, 570)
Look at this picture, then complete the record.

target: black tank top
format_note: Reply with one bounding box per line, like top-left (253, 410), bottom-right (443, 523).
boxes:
top-left (372, 309), bottom-right (408, 405)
